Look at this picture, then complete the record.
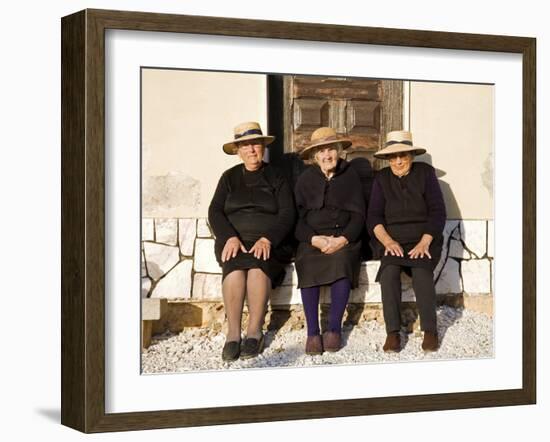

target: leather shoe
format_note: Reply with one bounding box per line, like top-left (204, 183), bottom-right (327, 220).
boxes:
top-left (305, 335), bottom-right (323, 355)
top-left (240, 334), bottom-right (265, 359)
top-left (322, 331), bottom-right (342, 352)
top-left (222, 340), bottom-right (241, 361)
top-left (383, 332), bottom-right (401, 353)
top-left (422, 331), bottom-right (439, 352)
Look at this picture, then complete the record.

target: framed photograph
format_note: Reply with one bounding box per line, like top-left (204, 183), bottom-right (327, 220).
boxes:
top-left (61, 9), bottom-right (536, 433)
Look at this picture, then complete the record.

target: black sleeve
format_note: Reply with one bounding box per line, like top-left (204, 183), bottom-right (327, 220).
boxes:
top-left (264, 178), bottom-right (296, 247)
top-left (208, 173), bottom-right (238, 244)
top-left (294, 210), bottom-right (317, 243)
top-left (341, 211), bottom-right (366, 243)
top-left (366, 177), bottom-right (386, 235)
top-left (294, 185), bottom-right (317, 243)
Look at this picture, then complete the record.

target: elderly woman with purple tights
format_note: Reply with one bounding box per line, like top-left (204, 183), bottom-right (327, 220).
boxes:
top-left (294, 127), bottom-right (366, 355)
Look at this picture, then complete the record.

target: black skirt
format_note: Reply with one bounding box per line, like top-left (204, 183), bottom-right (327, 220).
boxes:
top-left (215, 237), bottom-right (293, 289)
top-left (372, 233), bottom-right (443, 282)
top-left (294, 240), bottom-right (362, 289)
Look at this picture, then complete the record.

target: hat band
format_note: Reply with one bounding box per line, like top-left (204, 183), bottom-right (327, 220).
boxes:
top-left (385, 140), bottom-right (413, 147)
top-left (234, 128), bottom-right (263, 139)
top-left (313, 135), bottom-right (339, 144)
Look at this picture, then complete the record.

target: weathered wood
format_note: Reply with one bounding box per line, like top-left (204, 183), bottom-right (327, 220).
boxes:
top-left (376, 79), bottom-right (404, 169)
top-left (347, 100), bottom-right (380, 134)
top-left (286, 75), bottom-right (400, 161)
top-left (142, 321), bottom-right (153, 350)
top-left (294, 77), bottom-right (381, 100)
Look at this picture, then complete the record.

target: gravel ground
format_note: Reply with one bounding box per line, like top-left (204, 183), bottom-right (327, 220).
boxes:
top-left (142, 306), bottom-right (493, 373)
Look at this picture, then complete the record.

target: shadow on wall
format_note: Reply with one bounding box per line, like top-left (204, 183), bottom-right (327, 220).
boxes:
top-left (418, 154), bottom-right (464, 297)
top-left (418, 153), bottom-right (462, 221)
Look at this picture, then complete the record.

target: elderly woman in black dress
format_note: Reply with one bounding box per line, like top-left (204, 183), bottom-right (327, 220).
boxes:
top-left (294, 127), bottom-right (366, 355)
top-left (208, 122), bottom-right (295, 361)
top-left (367, 130), bottom-right (446, 353)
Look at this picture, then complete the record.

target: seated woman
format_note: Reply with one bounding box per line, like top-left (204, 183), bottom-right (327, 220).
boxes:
top-left (294, 127), bottom-right (366, 355)
top-left (208, 122), bottom-right (295, 361)
top-left (367, 130), bottom-right (446, 353)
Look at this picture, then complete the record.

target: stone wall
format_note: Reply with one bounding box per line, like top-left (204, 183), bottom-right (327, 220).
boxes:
top-left (142, 218), bottom-right (493, 303)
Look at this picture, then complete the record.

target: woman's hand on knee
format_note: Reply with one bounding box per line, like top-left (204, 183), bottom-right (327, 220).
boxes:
top-left (408, 236), bottom-right (432, 259)
top-left (222, 236), bottom-right (247, 262)
top-left (249, 237), bottom-right (271, 261)
top-left (384, 240), bottom-right (404, 257)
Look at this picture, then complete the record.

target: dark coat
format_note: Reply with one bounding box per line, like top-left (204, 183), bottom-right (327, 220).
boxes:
top-left (293, 159), bottom-right (366, 288)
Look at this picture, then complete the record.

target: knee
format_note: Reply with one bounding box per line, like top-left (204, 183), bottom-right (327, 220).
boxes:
top-left (247, 268), bottom-right (269, 283)
top-left (248, 268), bottom-right (266, 276)
top-left (411, 267), bottom-right (434, 282)
top-left (223, 270), bottom-right (246, 284)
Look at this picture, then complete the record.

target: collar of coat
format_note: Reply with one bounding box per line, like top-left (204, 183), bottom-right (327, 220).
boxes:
top-left (295, 159), bottom-right (365, 215)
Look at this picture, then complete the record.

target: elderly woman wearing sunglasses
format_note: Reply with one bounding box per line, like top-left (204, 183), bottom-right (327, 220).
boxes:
top-left (367, 130), bottom-right (446, 353)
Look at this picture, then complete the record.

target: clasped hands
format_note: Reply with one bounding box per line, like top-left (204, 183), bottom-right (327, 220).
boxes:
top-left (221, 236), bottom-right (271, 262)
top-left (384, 234), bottom-right (433, 259)
top-left (311, 235), bottom-right (348, 254)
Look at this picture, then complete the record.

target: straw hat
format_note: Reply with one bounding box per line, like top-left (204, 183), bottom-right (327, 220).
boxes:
top-left (299, 127), bottom-right (352, 159)
top-left (223, 122), bottom-right (275, 155)
top-left (374, 130), bottom-right (426, 159)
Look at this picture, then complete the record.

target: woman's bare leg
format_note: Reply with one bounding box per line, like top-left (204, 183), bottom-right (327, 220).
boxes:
top-left (222, 270), bottom-right (247, 342)
top-left (245, 268), bottom-right (270, 339)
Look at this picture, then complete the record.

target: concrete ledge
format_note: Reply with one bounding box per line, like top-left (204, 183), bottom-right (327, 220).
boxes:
top-left (142, 298), bottom-right (168, 320)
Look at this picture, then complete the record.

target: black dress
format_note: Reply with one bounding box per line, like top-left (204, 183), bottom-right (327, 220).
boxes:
top-left (208, 162), bottom-right (295, 288)
top-left (366, 162), bottom-right (447, 281)
top-left (294, 159), bottom-right (366, 289)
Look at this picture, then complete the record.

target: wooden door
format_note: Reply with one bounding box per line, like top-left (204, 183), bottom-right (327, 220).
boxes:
top-left (280, 75), bottom-right (403, 169)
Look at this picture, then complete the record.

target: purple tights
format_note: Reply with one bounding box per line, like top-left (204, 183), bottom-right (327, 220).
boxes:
top-left (300, 278), bottom-right (351, 336)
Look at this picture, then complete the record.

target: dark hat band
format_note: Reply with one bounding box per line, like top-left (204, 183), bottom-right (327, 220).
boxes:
top-left (315, 135), bottom-right (339, 144)
top-left (385, 140), bottom-right (413, 147)
top-left (234, 128), bottom-right (263, 139)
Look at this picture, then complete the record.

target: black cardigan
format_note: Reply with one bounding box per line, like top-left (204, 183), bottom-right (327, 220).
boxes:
top-left (208, 162), bottom-right (296, 248)
top-left (294, 159), bottom-right (366, 243)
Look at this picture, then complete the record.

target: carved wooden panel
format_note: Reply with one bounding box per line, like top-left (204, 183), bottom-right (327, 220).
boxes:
top-left (293, 77), bottom-right (381, 100)
top-left (293, 98), bottom-right (328, 131)
top-left (283, 75), bottom-right (403, 168)
top-left (346, 100), bottom-right (380, 134)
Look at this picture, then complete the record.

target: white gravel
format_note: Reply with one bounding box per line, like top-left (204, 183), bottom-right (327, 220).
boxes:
top-left (142, 306), bottom-right (493, 373)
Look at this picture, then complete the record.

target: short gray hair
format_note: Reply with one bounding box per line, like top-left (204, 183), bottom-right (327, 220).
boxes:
top-left (309, 144), bottom-right (343, 165)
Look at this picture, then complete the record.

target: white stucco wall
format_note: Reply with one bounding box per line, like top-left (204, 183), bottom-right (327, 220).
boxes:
top-left (408, 81), bottom-right (494, 220)
top-left (142, 69), bottom-right (268, 218)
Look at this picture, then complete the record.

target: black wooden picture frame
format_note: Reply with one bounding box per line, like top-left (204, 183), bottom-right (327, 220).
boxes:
top-left (61, 8), bottom-right (536, 433)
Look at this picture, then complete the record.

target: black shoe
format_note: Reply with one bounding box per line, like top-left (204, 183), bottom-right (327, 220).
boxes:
top-left (240, 334), bottom-right (265, 359)
top-left (222, 340), bottom-right (241, 361)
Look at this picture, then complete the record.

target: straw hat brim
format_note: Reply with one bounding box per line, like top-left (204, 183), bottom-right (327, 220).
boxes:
top-left (373, 143), bottom-right (426, 159)
top-left (223, 135), bottom-right (275, 155)
top-left (299, 138), bottom-right (352, 159)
